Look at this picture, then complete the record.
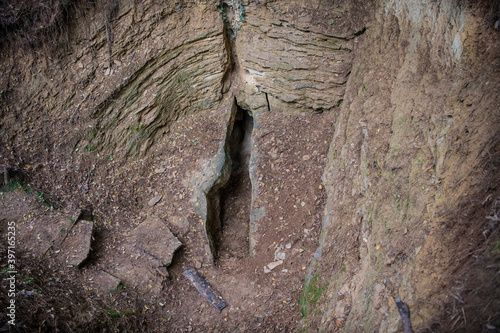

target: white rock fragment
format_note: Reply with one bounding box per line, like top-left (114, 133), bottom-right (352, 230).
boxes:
top-left (265, 260), bottom-right (283, 273)
top-left (148, 195), bottom-right (162, 206)
top-left (275, 246), bottom-right (286, 260)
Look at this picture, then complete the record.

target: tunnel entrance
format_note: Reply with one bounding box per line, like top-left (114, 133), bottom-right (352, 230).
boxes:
top-left (218, 103), bottom-right (253, 259)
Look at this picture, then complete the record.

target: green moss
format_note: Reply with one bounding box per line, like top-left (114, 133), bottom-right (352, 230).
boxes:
top-left (384, 169), bottom-right (395, 181)
top-left (86, 144), bottom-right (98, 152)
top-left (122, 309), bottom-right (134, 316)
top-left (411, 151), bottom-right (425, 168)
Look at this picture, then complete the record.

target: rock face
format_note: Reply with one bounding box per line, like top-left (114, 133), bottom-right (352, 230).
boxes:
top-left (300, 1), bottom-right (500, 331)
top-left (0, 0), bottom-right (499, 332)
top-left (235, 1), bottom-right (364, 113)
top-left (94, 26), bottom-right (227, 156)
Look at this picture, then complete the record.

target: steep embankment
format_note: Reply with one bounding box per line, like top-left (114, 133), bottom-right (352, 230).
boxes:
top-left (301, 1), bottom-right (500, 331)
top-left (0, 0), bottom-right (499, 332)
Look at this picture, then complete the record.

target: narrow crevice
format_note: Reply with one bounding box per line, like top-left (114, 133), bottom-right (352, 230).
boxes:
top-left (265, 92), bottom-right (271, 112)
top-left (217, 101), bottom-right (253, 259)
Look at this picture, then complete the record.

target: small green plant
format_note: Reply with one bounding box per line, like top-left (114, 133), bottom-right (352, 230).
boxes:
top-left (24, 276), bottom-right (35, 284)
top-left (86, 144), bottom-right (98, 152)
top-left (117, 283), bottom-right (127, 290)
top-left (106, 309), bottom-right (121, 317)
top-left (36, 191), bottom-right (52, 208)
top-left (1, 180), bottom-right (30, 193)
top-left (494, 240), bottom-right (500, 253)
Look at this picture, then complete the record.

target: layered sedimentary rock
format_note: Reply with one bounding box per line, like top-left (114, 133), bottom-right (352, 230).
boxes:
top-left (235, 1), bottom-right (366, 113)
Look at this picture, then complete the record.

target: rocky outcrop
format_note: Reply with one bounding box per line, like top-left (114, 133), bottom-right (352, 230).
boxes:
top-left (93, 27), bottom-right (227, 156)
top-left (235, 1), bottom-right (367, 113)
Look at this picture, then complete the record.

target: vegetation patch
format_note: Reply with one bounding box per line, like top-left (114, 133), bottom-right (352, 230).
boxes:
top-left (299, 272), bottom-right (326, 318)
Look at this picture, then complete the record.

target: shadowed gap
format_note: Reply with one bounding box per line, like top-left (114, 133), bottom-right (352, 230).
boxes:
top-left (217, 103), bottom-right (253, 259)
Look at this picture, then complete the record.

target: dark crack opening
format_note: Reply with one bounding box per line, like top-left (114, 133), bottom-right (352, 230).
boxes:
top-left (217, 102), bottom-right (253, 259)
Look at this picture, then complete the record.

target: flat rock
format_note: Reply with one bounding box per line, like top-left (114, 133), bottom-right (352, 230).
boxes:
top-left (62, 220), bottom-right (93, 267)
top-left (114, 218), bottom-right (182, 294)
top-left (93, 271), bottom-right (121, 294)
top-left (125, 217), bottom-right (182, 267)
top-left (264, 260), bottom-right (283, 273)
top-left (113, 261), bottom-right (165, 295)
top-left (148, 195), bottom-right (163, 206)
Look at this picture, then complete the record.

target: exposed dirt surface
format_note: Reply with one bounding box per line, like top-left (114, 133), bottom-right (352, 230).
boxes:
top-left (219, 160), bottom-right (252, 258)
top-left (0, 104), bottom-right (334, 331)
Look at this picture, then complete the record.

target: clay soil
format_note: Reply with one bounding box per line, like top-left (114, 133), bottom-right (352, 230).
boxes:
top-left (0, 101), bottom-right (333, 332)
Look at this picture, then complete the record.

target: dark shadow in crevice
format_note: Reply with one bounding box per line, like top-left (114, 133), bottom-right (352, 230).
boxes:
top-left (217, 103), bottom-right (253, 259)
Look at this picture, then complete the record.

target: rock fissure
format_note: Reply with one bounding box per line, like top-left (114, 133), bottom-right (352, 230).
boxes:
top-left (218, 102), bottom-right (254, 259)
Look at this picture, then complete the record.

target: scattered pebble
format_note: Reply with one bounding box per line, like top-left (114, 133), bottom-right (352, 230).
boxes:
top-left (148, 195), bottom-right (163, 206)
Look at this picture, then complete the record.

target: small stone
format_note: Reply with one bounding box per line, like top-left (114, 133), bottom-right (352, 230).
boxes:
top-left (148, 195), bottom-right (162, 207)
top-left (275, 250), bottom-right (286, 260)
top-left (155, 168), bottom-right (165, 174)
top-left (267, 260), bottom-right (283, 271)
top-left (285, 243), bottom-right (292, 249)
top-left (302, 155), bottom-right (310, 161)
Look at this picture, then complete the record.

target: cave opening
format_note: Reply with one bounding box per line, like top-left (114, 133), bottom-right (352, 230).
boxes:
top-left (217, 103), bottom-right (253, 259)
